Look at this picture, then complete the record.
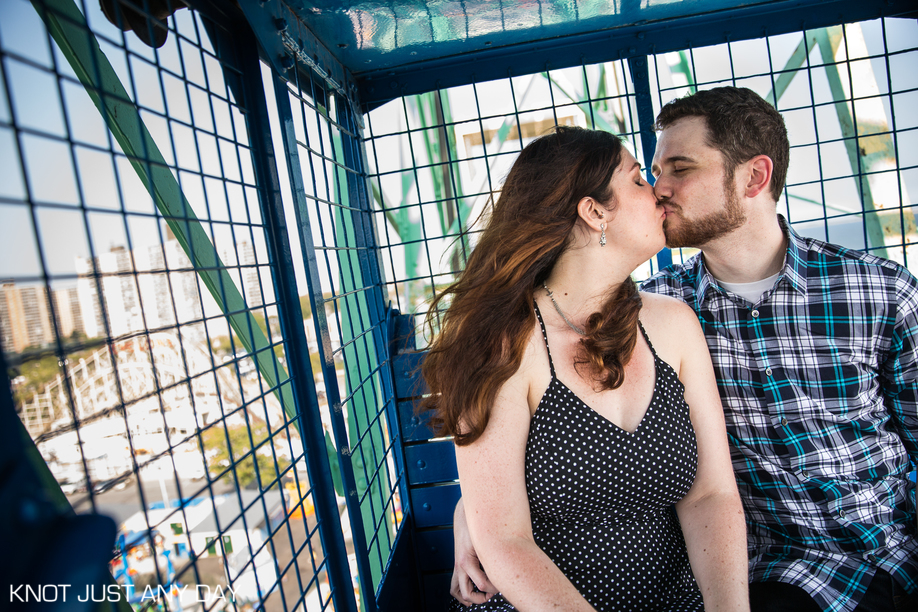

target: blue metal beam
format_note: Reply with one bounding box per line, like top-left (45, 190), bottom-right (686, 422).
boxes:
top-left (235, 0), bottom-right (363, 125)
top-left (627, 54), bottom-right (672, 270)
top-left (268, 68), bottom-right (362, 612)
top-left (355, 0), bottom-right (917, 110)
top-left (223, 13), bottom-right (359, 612)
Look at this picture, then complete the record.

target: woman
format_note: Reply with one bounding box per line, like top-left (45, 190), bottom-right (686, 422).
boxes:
top-left (421, 126), bottom-right (748, 611)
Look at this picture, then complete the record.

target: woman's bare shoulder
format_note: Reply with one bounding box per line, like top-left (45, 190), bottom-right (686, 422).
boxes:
top-left (637, 291), bottom-right (704, 372)
top-left (638, 291), bottom-right (697, 326)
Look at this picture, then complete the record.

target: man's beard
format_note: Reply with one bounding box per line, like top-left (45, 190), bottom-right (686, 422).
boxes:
top-left (662, 175), bottom-right (746, 249)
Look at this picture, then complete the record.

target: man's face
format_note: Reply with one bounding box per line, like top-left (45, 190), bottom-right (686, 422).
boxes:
top-left (651, 116), bottom-right (746, 249)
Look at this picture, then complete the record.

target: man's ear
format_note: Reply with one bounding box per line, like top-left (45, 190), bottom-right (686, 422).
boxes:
top-left (576, 196), bottom-right (605, 231)
top-left (745, 155), bottom-right (774, 199)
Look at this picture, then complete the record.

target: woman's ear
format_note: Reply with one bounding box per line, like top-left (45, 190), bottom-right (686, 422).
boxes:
top-left (576, 197), bottom-right (605, 231)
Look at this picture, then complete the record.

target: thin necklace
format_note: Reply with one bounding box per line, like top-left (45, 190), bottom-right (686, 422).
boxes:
top-left (542, 282), bottom-right (586, 335)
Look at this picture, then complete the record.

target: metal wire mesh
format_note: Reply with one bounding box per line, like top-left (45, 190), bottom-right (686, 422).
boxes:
top-left (268, 51), bottom-right (405, 607)
top-left (648, 18), bottom-right (918, 269)
top-left (361, 24), bottom-right (917, 601)
top-left (365, 17), bottom-right (918, 328)
top-left (2, 0), bottom-right (341, 609)
top-left (365, 61), bottom-right (655, 338)
top-left (2, 1), bottom-right (916, 611)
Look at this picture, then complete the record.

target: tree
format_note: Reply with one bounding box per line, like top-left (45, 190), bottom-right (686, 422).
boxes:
top-left (202, 422), bottom-right (290, 489)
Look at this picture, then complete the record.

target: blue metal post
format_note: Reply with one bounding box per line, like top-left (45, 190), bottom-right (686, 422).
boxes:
top-left (228, 12), bottom-right (359, 612)
top-left (628, 54), bottom-right (672, 270)
top-left (269, 69), bottom-right (364, 611)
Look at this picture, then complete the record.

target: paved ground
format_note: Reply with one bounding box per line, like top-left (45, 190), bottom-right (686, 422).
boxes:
top-left (68, 477), bottom-right (354, 612)
top-left (262, 501), bottom-right (355, 612)
top-left (68, 477), bottom-right (235, 525)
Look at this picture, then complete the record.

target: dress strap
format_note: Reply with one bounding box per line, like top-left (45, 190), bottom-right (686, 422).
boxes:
top-left (533, 300), bottom-right (557, 378)
top-left (637, 320), bottom-right (658, 359)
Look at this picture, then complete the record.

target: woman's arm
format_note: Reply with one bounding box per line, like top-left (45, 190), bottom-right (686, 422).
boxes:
top-left (646, 295), bottom-right (749, 611)
top-left (450, 497), bottom-right (497, 605)
top-left (456, 347), bottom-right (596, 611)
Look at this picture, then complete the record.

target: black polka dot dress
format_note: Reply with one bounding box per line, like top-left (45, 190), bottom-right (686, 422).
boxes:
top-left (449, 304), bottom-right (703, 611)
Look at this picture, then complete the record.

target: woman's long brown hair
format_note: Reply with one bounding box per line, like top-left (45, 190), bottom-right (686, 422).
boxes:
top-left (420, 126), bottom-right (642, 446)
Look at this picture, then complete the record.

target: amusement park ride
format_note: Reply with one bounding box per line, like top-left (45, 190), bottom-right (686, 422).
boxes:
top-left (1, 0), bottom-right (916, 610)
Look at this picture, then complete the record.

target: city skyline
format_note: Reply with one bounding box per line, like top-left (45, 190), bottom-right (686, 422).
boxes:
top-left (1, 234), bottom-right (264, 355)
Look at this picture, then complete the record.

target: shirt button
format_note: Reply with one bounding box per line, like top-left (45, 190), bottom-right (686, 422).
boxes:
top-left (751, 309), bottom-right (760, 318)
top-left (838, 508), bottom-right (846, 518)
top-left (868, 554), bottom-right (878, 563)
top-left (781, 417), bottom-right (788, 426)
top-left (802, 470), bottom-right (810, 478)
top-left (766, 367), bottom-right (773, 376)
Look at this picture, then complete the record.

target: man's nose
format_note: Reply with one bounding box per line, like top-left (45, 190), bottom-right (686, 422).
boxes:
top-left (653, 177), bottom-right (670, 201)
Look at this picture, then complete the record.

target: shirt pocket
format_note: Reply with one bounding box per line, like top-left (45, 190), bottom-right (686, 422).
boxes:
top-left (789, 332), bottom-right (880, 420)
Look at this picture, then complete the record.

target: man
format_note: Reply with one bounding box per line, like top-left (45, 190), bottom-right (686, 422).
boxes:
top-left (452, 87), bottom-right (918, 611)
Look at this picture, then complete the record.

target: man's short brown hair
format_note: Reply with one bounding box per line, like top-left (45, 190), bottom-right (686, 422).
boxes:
top-left (654, 87), bottom-right (790, 201)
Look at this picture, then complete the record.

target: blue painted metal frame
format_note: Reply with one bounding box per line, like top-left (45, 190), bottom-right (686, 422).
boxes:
top-left (4, 1), bottom-right (912, 609)
top-left (269, 69), bottom-right (363, 612)
top-left (335, 84), bottom-right (398, 612)
top-left (627, 54), bottom-right (671, 270)
top-left (235, 0), bottom-right (363, 125)
top-left (354, 0), bottom-right (918, 110)
top-left (220, 9), bottom-right (359, 612)
top-left (181, 2), bottom-right (362, 608)
top-left (335, 94), bottom-right (419, 605)
top-left (376, 307), bottom-right (420, 609)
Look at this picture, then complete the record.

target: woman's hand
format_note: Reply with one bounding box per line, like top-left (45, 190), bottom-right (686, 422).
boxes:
top-left (450, 498), bottom-right (498, 606)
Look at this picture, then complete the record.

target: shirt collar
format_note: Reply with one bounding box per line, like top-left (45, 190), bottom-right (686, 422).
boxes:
top-left (695, 214), bottom-right (807, 307)
top-left (778, 214), bottom-right (808, 297)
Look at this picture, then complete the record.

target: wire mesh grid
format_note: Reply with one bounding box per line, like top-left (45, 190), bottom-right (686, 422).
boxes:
top-left (2, 1), bottom-right (917, 611)
top-left (365, 16), bottom-right (918, 333)
top-left (364, 62), bottom-right (653, 337)
top-left (1, 0), bottom-right (343, 609)
top-left (270, 49), bottom-right (405, 608)
top-left (648, 18), bottom-right (918, 269)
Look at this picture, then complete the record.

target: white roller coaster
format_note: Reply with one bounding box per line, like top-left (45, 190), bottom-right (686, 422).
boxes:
top-left (19, 331), bottom-right (247, 488)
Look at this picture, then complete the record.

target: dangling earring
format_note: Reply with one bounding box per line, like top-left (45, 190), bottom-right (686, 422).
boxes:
top-left (600, 223), bottom-right (607, 247)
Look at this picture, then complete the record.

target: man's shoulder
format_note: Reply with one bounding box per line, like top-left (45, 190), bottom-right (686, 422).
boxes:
top-left (801, 233), bottom-right (916, 285)
top-left (641, 253), bottom-right (702, 299)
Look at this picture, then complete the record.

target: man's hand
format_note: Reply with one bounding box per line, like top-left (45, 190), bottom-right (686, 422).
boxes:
top-left (451, 498), bottom-right (498, 606)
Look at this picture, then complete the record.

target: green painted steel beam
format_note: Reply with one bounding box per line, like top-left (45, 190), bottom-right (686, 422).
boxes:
top-left (814, 27), bottom-right (889, 258)
top-left (34, 0), bottom-right (296, 418)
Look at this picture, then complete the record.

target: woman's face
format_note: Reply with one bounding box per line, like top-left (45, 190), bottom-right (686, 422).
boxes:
top-left (604, 149), bottom-right (666, 262)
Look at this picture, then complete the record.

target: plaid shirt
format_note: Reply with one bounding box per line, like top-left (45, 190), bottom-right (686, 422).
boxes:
top-left (643, 217), bottom-right (918, 612)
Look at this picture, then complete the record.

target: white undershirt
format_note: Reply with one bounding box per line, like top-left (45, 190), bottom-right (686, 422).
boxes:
top-left (716, 272), bottom-right (781, 304)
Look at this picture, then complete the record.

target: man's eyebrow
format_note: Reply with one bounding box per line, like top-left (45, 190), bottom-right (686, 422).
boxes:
top-left (662, 155), bottom-right (695, 164)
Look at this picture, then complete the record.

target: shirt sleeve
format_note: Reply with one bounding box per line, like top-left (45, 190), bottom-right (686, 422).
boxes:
top-left (640, 273), bottom-right (681, 299)
top-left (881, 266), bottom-right (918, 465)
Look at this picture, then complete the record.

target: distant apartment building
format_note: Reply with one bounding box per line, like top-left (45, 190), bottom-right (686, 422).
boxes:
top-left (134, 239), bottom-right (204, 328)
top-left (76, 246), bottom-right (141, 338)
top-left (1, 282), bottom-right (86, 353)
top-left (222, 240), bottom-right (263, 308)
top-left (4, 236), bottom-right (255, 354)
top-left (54, 287), bottom-right (84, 339)
top-left (76, 240), bottom-right (205, 339)
top-left (1, 282), bottom-right (53, 352)
top-left (0, 282), bottom-right (22, 352)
